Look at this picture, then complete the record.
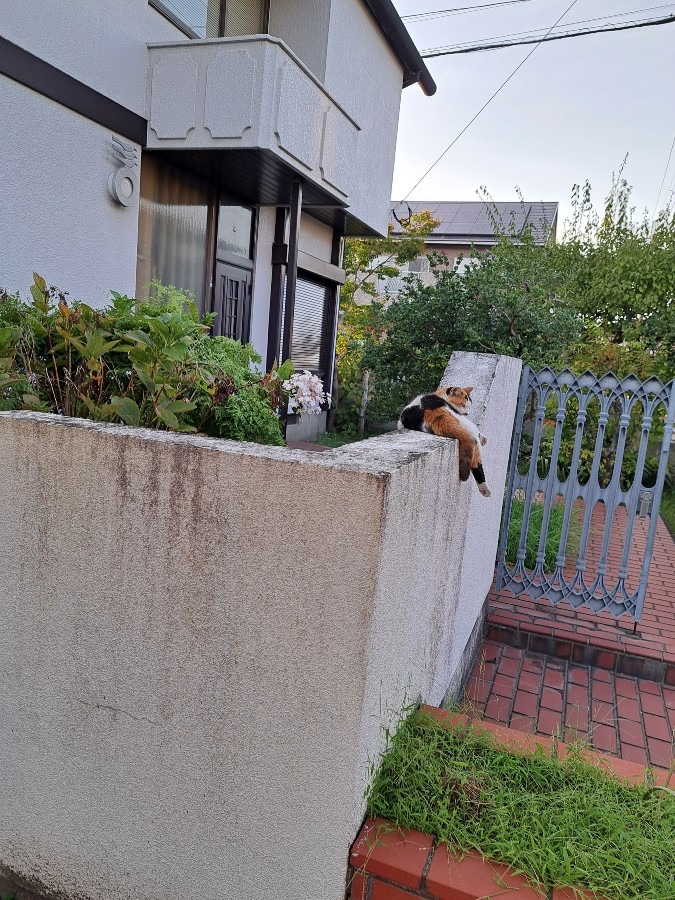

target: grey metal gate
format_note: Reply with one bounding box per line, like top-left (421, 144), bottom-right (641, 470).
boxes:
top-left (496, 367), bottom-right (675, 621)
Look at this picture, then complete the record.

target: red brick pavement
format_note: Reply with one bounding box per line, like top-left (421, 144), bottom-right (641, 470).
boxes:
top-left (463, 640), bottom-right (675, 769)
top-left (488, 510), bottom-right (675, 683)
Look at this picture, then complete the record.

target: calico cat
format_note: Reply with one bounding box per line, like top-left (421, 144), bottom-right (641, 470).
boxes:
top-left (398, 386), bottom-right (491, 497)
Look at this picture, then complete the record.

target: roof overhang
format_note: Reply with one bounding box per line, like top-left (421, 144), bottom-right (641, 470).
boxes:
top-left (361, 0), bottom-right (437, 96)
top-left (147, 148), bottom-right (383, 237)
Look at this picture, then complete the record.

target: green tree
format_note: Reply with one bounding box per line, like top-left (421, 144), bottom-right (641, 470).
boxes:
top-left (332, 209), bottom-right (440, 431)
top-left (560, 175), bottom-right (675, 379)
top-left (362, 223), bottom-right (580, 421)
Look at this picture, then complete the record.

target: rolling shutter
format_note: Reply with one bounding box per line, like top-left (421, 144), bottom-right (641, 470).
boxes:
top-left (280, 274), bottom-right (335, 382)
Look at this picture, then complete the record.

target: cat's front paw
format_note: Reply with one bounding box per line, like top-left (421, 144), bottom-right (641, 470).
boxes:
top-left (478, 483), bottom-right (491, 497)
top-left (479, 433), bottom-right (487, 446)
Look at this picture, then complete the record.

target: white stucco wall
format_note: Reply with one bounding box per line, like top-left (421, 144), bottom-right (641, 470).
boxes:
top-left (249, 205), bottom-right (276, 361)
top-left (299, 212), bottom-right (334, 261)
top-left (0, 0), bottom-right (149, 114)
top-left (0, 352), bottom-right (520, 900)
top-left (0, 77), bottom-right (140, 302)
top-left (323, 0), bottom-right (405, 234)
top-left (268, 0), bottom-right (331, 81)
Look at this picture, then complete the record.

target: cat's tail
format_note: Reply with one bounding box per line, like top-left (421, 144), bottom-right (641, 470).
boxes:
top-left (458, 441), bottom-right (473, 481)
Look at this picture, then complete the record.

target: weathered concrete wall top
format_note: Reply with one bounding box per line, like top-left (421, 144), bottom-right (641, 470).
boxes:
top-left (0, 352), bottom-right (521, 900)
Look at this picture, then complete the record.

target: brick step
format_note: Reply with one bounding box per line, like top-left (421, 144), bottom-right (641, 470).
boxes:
top-left (486, 613), bottom-right (675, 685)
top-left (348, 708), bottom-right (670, 900)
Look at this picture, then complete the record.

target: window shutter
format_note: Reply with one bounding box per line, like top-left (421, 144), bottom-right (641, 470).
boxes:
top-left (224, 0), bottom-right (266, 36)
top-left (279, 274), bottom-right (333, 381)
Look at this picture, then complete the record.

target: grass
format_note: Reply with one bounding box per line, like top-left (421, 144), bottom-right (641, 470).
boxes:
top-left (659, 488), bottom-right (675, 539)
top-left (316, 429), bottom-right (379, 448)
top-left (506, 498), bottom-right (582, 570)
top-left (366, 709), bottom-right (675, 900)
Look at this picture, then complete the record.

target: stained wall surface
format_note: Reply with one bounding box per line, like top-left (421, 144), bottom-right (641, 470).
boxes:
top-left (0, 352), bottom-right (520, 900)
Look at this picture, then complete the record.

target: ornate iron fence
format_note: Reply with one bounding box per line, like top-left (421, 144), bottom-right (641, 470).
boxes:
top-left (496, 367), bottom-right (675, 621)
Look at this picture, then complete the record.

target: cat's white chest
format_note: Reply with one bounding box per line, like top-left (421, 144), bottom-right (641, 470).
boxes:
top-left (462, 417), bottom-right (481, 440)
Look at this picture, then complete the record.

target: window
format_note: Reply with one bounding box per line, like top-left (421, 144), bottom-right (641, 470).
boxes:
top-left (150, 0), bottom-right (268, 39)
top-left (408, 255), bottom-right (430, 273)
top-left (136, 156), bottom-right (214, 310)
top-left (217, 205), bottom-right (253, 259)
top-left (280, 274), bottom-right (336, 383)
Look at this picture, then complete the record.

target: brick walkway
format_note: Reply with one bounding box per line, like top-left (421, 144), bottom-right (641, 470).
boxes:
top-left (488, 511), bottom-right (675, 682)
top-left (463, 513), bottom-right (675, 771)
top-left (463, 641), bottom-right (675, 768)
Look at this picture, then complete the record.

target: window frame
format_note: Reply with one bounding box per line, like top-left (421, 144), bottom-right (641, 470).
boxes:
top-left (148, 0), bottom-right (270, 40)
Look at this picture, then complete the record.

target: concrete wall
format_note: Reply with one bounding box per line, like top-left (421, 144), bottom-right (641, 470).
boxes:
top-left (0, 346), bottom-right (518, 900)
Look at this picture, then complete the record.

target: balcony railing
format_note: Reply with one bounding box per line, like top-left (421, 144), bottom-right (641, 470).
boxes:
top-left (146, 36), bottom-right (360, 202)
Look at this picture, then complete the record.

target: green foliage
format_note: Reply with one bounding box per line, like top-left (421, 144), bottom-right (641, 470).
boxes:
top-left (659, 490), bottom-right (675, 538)
top-left (0, 275), bottom-right (284, 445)
top-left (367, 708), bottom-right (675, 900)
top-left (506, 498), bottom-right (581, 570)
top-left (360, 218), bottom-right (580, 422)
top-left (561, 174), bottom-right (675, 377)
top-left (342, 180), bottom-right (674, 427)
top-left (334, 210), bottom-right (441, 431)
top-left (208, 386), bottom-right (284, 445)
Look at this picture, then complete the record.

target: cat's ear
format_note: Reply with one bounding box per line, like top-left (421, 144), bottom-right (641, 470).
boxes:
top-left (463, 386), bottom-right (473, 396)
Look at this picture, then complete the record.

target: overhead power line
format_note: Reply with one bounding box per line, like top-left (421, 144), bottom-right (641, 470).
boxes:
top-left (421, 13), bottom-right (675, 56)
top-left (402, 0), bottom-right (536, 21)
top-left (395, 0), bottom-right (581, 206)
top-left (422, 4), bottom-right (675, 51)
top-left (651, 134), bottom-right (675, 229)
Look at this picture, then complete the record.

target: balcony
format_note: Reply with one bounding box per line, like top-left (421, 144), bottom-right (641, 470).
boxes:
top-left (145, 36), bottom-right (360, 212)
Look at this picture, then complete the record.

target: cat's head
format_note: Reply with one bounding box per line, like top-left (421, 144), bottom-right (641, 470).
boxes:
top-left (435, 385), bottom-right (473, 415)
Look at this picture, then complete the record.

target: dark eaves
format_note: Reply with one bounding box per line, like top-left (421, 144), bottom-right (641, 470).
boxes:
top-left (362, 0), bottom-right (437, 96)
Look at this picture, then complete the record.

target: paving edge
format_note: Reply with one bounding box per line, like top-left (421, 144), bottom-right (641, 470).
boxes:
top-left (347, 706), bottom-right (671, 900)
top-left (486, 617), bottom-right (675, 685)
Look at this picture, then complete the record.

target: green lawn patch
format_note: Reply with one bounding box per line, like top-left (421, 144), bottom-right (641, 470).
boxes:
top-left (660, 489), bottom-right (675, 539)
top-left (366, 709), bottom-right (675, 900)
top-left (506, 497), bottom-right (582, 570)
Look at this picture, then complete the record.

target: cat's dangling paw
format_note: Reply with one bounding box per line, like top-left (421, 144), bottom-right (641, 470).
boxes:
top-left (478, 483), bottom-right (491, 497)
top-left (479, 433), bottom-right (487, 446)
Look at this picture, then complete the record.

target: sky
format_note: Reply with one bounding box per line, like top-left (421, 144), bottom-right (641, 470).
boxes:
top-left (390, 0), bottom-right (675, 234)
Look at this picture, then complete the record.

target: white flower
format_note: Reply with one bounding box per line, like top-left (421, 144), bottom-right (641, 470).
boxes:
top-left (282, 370), bottom-right (331, 415)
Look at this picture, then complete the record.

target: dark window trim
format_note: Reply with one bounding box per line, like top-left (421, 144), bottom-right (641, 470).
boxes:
top-left (215, 250), bottom-right (254, 271)
top-left (148, 0), bottom-right (201, 38)
top-left (0, 36), bottom-right (147, 146)
top-left (297, 250), bottom-right (346, 285)
top-left (149, 0), bottom-right (271, 40)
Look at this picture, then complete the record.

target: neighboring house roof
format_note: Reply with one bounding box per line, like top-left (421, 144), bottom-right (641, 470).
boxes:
top-left (363, 0), bottom-right (437, 95)
top-left (390, 200), bottom-right (559, 244)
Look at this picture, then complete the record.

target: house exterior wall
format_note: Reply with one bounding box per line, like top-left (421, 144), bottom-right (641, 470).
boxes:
top-left (249, 205), bottom-right (276, 359)
top-left (268, 0), bottom-right (332, 81)
top-left (0, 78), bottom-right (140, 301)
top-left (0, 0), bottom-right (421, 367)
top-left (299, 212), bottom-right (334, 261)
top-left (0, 351), bottom-right (521, 900)
top-left (0, 0), bottom-right (149, 114)
top-left (324, 0), bottom-right (403, 235)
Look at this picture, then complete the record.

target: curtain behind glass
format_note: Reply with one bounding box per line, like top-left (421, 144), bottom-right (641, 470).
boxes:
top-left (154, 0), bottom-right (221, 38)
top-left (136, 156), bottom-right (212, 312)
top-left (224, 0), bottom-right (267, 35)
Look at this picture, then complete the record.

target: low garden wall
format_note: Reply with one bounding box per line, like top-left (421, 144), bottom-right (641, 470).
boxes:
top-left (0, 351), bottom-right (521, 900)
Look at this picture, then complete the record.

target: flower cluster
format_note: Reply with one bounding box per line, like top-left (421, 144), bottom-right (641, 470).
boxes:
top-left (282, 370), bottom-right (331, 416)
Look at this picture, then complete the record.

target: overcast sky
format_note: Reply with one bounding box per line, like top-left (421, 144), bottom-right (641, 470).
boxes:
top-left (391, 0), bottom-right (675, 234)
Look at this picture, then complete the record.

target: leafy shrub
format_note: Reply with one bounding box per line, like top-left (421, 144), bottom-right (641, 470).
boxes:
top-left (0, 274), bottom-right (284, 445)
